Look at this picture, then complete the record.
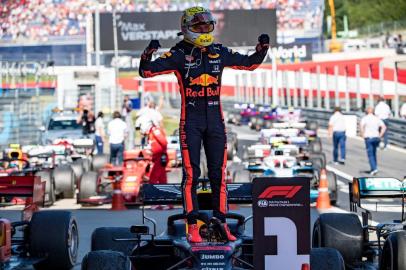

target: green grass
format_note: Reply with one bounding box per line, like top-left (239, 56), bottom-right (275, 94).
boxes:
top-left (163, 116), bottom-right (179, 135)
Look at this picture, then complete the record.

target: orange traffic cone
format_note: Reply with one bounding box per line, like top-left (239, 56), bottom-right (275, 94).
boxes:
top-left (316, 169), bottom-right (331, 209)
top-left (111, 178), bottom-right (126, 211)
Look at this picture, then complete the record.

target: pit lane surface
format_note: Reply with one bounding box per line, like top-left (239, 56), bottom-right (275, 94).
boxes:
top-left (1, 124), bottom-right (405, 269)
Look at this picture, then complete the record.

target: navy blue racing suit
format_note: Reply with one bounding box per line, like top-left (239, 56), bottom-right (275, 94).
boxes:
top-left (139, 40), bottom-right (267, 223)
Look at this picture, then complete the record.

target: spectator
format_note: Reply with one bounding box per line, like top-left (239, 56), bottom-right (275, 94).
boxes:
top-left (121, 95), bottom-right (133, 121)
top-left (360, 107), bottom-right (386, 175)
top-left (77, 109), bottom-right (95, 136)
top-left (328, 107), bottom-right (346, 165)
top-left (400, 102), bottom-right (406, 119)
top-left (107, 111), bottom-right (128, 165)
top-left (374, 96), bottom-right (392, 149)
top-left (135, 97), bottom-right (163, 147)
top-left (95, 111), bottom-right (105, 154)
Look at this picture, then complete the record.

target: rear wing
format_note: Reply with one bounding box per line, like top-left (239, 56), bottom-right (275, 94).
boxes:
top-left (0, 176), bottom-right (45, 206)
top-left (350, 177), bottom-right (405, 212)
top-left (141, 182), bottom-right (252, 205)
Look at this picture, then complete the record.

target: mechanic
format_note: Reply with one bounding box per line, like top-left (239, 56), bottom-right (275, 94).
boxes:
top-left (95, 111), bottom-right (105, 154)
top-left (139, 6), bottom-right (269, 243)
top-left (374, 97), bottom-right (392, 149)
top-left (360, 107), bottom-right (386, 175)
top-left (107, 111), bottom-right (128, 165)
top-left (328, 107), bottom-right (346, 165)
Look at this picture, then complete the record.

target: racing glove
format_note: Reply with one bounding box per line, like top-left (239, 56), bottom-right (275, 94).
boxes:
top-left (141, 40), bottom-right (161, 60)
top-left (256, 34), bottom-right (270, 53)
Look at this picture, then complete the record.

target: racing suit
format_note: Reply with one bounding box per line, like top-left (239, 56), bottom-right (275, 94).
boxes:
top-left (139, 40), bottom-right (267, 223)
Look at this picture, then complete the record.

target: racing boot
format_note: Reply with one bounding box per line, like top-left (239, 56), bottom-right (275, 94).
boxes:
top-left (222, 223), bottom-right (236, 242)
top-left (187, 224), bottom-right (202, 243)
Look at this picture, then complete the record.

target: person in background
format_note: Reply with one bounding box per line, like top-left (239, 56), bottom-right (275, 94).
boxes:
top-left (135, 97), bottom-right (164, 147)
top-left (360, 107), bottom-right (386, 176)
top-left (108, 111), bottom-right (128, 165)
top-left (77, 109), bottom-right (95, 136)
top-left (400, 102), bottom-right (406, 119)
top-left (95, 112), bottom-right (105, 154)
top-left (121, 95), bottom-right (133, 120)
top-left (122, 95), bottom-right (134, 149)
top-left (328, 107), bottom-right (346, 165)
top-left (374, 97), bottom-right (392, 149)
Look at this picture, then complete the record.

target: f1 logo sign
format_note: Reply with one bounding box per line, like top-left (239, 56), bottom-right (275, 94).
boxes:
top-left (264, 217), bottom-right (309, 269)
top-left (259, 186), bottom-right (302, 199)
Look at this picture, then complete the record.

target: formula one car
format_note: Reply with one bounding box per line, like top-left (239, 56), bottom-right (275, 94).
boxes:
top-left (0, 174), bottom-right (78, 269)
top-left (81, 177), bottom-right (342, 270)
top-left (77, 149), bottom-right (152, 205)
top-left (247, 153), bottom-right (337, 204)
top-left (313, 176), bottom-right (406, 269)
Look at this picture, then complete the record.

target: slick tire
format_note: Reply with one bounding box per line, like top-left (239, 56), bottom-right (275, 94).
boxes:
top-left (380, 231), bottom-right (406, 270)
top-left (53, 165), bottom-right (75, 199)
top-left (77, 171), bottom-right (98, 202)
top-left (310, 248), bottom-right (345, 270)
top-left (91, 227), bottom-right (134, 255)
top-left (70, 160), bottom-right (84, 185)
top-left (30, 211), bottom-right (79, 270)
top-left (81, 251), bottom-right (130, 270)
top-left (326, 171), bottom-right (338, 206)
top-left (35, 170), bottom-right (55, 206)
top-left (92, 154), bottom-right (110, 172)
top-left (312, 213), bottom-right (363, 266)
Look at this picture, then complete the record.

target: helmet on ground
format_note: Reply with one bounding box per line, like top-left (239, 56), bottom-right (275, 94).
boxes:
top-left (181, 6), bottom-right (216, 47)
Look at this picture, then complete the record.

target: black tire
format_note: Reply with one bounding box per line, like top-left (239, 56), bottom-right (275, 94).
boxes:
top-left (226, 142), bottom-right (234, 160)
top-left (30, 211), bottom-right (79, 270)
top-left (91, 227), bottom-right (134, 254)
top-left (92, 154), bottom-right (109, 172)
top-left (81, 250), bottom-right (130, 270)
top-left (310, 157), bottom-right (323, 172)
top-left (312, 213), bottom-right (363, 266)
top-left (380, 231), bottom-right (406, 270)
top-left (78, 171), bottom-right (98, 202)
top-left (309, 153), bottom-right (326, 168)
top-left (35, 171), bottom-right (55, 206)
top-left (70, 160), bottom-right (84, 184)
top-left (326, 171), bottom-right (338, 205)
top-left (53, 166), bottom-right (75, 198)
top-left (311, 248), bottom-right (345, 270)
top-left (82, 158), bottom-right (91, 172)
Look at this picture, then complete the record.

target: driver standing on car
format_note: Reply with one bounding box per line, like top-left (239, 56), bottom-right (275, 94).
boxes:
top-left (139, 6), bottom-right (269, 243)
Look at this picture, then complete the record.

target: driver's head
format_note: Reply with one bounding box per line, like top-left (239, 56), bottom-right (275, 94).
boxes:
top-left (181, 7), bottom-right (216, 47)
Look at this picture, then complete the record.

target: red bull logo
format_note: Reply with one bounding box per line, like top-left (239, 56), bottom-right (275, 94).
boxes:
top-left (186, 87), bottom-right (220, 98)
top-left (189, 74), bottom-right (219, 87)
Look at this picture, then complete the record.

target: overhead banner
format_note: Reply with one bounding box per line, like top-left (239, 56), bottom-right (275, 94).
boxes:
top-left (252, 176), bottom-right (310, 270)
top-left (96, 9), bottom-right (276, 51)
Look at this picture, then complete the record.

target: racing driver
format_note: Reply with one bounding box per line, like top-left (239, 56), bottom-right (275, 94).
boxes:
top-left (139, 6), bottom-right (269, 243)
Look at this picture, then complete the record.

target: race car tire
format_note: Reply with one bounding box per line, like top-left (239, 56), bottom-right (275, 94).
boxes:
top-left (81, 250), bottom-right (130, 270)
top-left (310, 157), bottom-right (324, 172)
top-left (81, 158), bottom-right (91, 172)
top-left (235, 114), bottom-right (242, 125)
top-left (30, 211), bottom-right (79, 270)
top-left (78, 171), bottom-right (98, 202)
top-left (91, 227), bottom-right (134, 255)
top-left (312, 213), bottom-right (363, 266)
top-left (310, 139), bottom-right (322, 153)
top-left (70, 160), bottom-right (84, 185)
top-left (380, 231), bottom-right (406, 270)
top-left (309, 153), bottom-right (326, 168)
top-left (92, 154), bottom-right (110, 172)
top-left (227, 113), bottom-right (234, 124)
top-left (326, 171), bottom-right (338, 205)
top-left (310, 248), bottom-right (345, 270)
top-left (53, 165), bottom-right (75, 198)
top-left (307, 121), bottom-right (318, 131)
top-left (35, 170), bottom-right (55, 206)
top-left (226, 142), bottom-right (235, 160)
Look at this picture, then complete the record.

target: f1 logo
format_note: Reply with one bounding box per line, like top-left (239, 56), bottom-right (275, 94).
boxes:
top-left (258, 186), bottom-right (302, 199)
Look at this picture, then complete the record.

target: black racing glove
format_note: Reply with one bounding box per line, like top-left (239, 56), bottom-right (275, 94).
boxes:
top-left (141, 40), bottom-right (161, 60)
top-left (256, 34), bottom-right (270, 53)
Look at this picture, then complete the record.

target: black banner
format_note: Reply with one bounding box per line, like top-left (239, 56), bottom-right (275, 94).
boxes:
top-left (252, 177), bottom-right (310, 270)
top-left (96, 9), bottom-right (276, 51)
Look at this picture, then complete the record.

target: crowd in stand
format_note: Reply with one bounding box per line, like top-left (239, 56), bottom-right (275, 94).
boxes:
top-left (0, 0), bottom-right (323, 42)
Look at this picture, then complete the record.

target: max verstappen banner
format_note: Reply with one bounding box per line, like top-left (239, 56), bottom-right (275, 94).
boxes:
top-left (96, 9), bottom-right (276, 51)
top-left (252, 177), bottom-right (310, 270)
